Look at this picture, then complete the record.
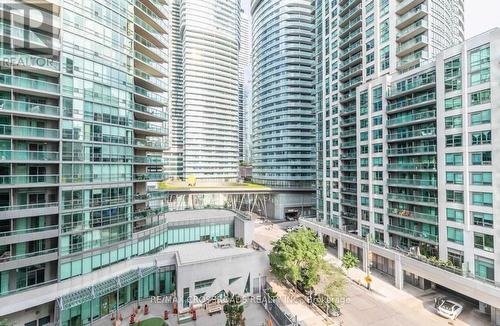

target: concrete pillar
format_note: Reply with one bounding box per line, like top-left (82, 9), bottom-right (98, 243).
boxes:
top-left (337, 238), bottom-right (344, 258)
top-left (363, 243), bottom-right (369, 273)
top-left (394, 254), bottom-right (404, 290)
top-left (479, 301), bottom-right (488, 314)
top-left (491, 306), bottom-right (500, 326)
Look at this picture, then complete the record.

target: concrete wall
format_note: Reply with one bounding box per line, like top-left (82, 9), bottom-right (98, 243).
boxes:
top-left (265, 192), bottom-right (314, 219)
top-left (234, 216), bottom-right (254, 245)
top-left (4, 302), bottom-right (53, 326)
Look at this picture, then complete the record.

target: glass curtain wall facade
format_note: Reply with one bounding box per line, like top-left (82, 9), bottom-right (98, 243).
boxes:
top-left (0, 0), bottom-right (168, 295)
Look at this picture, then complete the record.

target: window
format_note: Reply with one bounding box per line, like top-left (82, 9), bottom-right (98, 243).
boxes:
top-left (446, 208), bottom-right (464, 223)
top-left (366, 39), bottom-right (375, 51)
top-left (372, 86), bottom-right (382, 112)
top-left (445, 153), bottom-right (463, 166)
top-left (447, 227), bottom-right (464, 245)
top-left (446, 190), bottom-right (463, 203)
top-left (445, 115), bottom-right (462, 129)
top-left (366, 14), bottom-right (374, 25)
top-left (472, 212), bottom-right (493, 228)
top-left (380, 46), bottom-right (390, 70)
top-left (474, 232), bottom-right (494, 252)
top-left (374, 212), bottom-right (383, 224)
top-left (471, 172), bottom-right (492, 185)
top-left (366, 27), bottom-right (374, 38)
top-left (446, 172), bottom-right (463, 185)
top-left (372, 129), bottom-right (382, 139)
top-left (444, 56), bottom-right (461, 92)
top-left (374, 198), bottom-right (383, 208)
top-left (195, 278), bottom-right (215, 289)
top-left (366, 65), bottom-right (375, 76)
top-left (361, 184), bottom-right (369, 193)
top-left (471, 151), bottom-right (491, 165)
top-left (360, 118), bottom-right (368, 128)
top-left (372, 157), bottom-right (383, 166)
top-left (470, 89), bottom-right (491, 106)
top-left (372, 184), bottom-right (383, 194)
top-left (361, 197), bottom-right (369, 206)
top-left (470, 109), bottom-right (490, 126)
top-left (360, 131), bottom-right (368, 141)
top-left (361, 171), bottom-right (369, 180)
top-left (475, 256), bottom-right (494, 282)
top-left (373, 171), bottom-right (383, 180)
top-left (380, 0), bottom-right (389, 16)
top-left (360, 92), bottom-right (369, 115)
top-left (470, 130), bottom-right (491, 145)
top-left (372, 115), bottom-right (382, 126)
top-left (373, 143), bottom-right (383, 153)
top-left (445, 134), bottom-right (462, 147)
top-left (360, 158), bottom-right (369, 167)
top-left (380, 19), bottom-right (389, 43)
top-left (471, 192), bottom-right (493, 207)
top-left (360, 145), bottom-right (369, 154)
top-left (469, 45), bottom-right (490, 86)
top-left (445, 96), bottom-right (462, 111)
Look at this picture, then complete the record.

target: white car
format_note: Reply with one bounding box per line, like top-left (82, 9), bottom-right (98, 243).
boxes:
top-left (434, 297), bottom-right (463, 320)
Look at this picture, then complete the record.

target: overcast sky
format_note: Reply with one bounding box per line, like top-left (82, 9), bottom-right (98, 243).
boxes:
top-left (241, 0), bottom-right (500, 39)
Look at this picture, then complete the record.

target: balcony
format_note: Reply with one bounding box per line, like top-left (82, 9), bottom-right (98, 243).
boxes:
top-left (0, 99), bottom-right (59, 117)
top-left (134, 155), bottom-right (168, 164)
top-left (387, 208), bottom-right (437, 224)
top-left (340, 117), bottom-right (356, 127)
top-left (341, 188), bottom-right (357, 195)
top-left (133, 173), bottom-right (168, 182)
top-left (134, 16), bottom-right (168, 48)
top-left (134, 0), bottom-right (169, 34)
top-left (386, 110), bottom-right (435, 127)
top-left (134, 68), bottom-right (168, 92)
top-left (340, 76), bottom-right (362, 92)
top-left (387, 92), bottom-right (436, 112)
top-left (339, 28), bottom-right (363, 49)
top-left (0, 202), bottom-right (59, 219)
top-left (134, 85), bottom-right (167, 107)
top-left (0, 248), bottom-right (58, 272)
top-left (0, 150), bottom-right (59, 162)
top-left (0, 74), bottom-right (59, 96)
top-left (133, 103), bottom-right (167, 121)
top-left (341, 211), bottom-right (357, 220)
top-left (387, 145), bottom-right (436, 156)
top-left (387, 192), bottom-right (437, 205)
top-left (134, 33), bottom-right (167, 63)
top-left (0, 174), bottom-right (59, 187)
top-left (387, 127), bottom-right (435, 142)
top-left (397, 51), bottom-right (429, 71)
top-left (387, 178), bottom-right (437, 188)
top-left (340, 129), bottom-right (356, 137)
top-left (387, 162), bottom-right (436, 171)
top-left (397, 35), bottom-right (428, 57)
top-left (396, 4), bottom-right (428, 29)
top-left (134, 51), bottom-right (168, 77)
top-left (342, 198), bottom-right (357, 207)
top-left (388, 73), bottom-right (435, 98)
top-left (339, 5), bottom-right (362, 27)
top-left (396, 0), bottom-right (426, 15)
top-left (0, 125), bottom-right (59, 139)
top-left (340, 105), bottom-right (356, 116)
top-left (133, 120), bottom-right (167, 136)
top-left (340, 176), bottom-right (357, 183)
top-left (339, 52), bottom-right (362, 71)
top-left (388, 224), bottom-right (437, 244)
top-left (396, 19), bottom-right (428, 43)
top-left (133, 138), bottom-right (167, 150)
top-left (339, 0), bottom-right (362, 16)
top-left (340, 141), bottom-right (356, 149)
top-left (339, 40), bottom-right (362, 60)
top-left (339, 16), bottom-right (362, 38)
top-left (340, 164), bottom-right (357, 171)
top-left (339, 65), bottom-right (362, 82)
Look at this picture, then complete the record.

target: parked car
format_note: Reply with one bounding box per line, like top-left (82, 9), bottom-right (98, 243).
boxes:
top-left (434, 297), bottom-right (463, 320)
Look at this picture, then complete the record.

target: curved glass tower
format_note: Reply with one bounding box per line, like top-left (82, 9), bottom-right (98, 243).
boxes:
top-left (251, 0), bottom-right (316, 188)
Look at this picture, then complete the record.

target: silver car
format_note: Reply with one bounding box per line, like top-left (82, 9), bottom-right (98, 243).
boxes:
top-left (434, 297), bottom-right (463, 320)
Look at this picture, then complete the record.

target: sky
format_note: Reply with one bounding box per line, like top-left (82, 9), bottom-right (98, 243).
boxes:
top-left (241, 0), bottom-right (500, 39)
top-left (464, 0), bottom-right (500, 38)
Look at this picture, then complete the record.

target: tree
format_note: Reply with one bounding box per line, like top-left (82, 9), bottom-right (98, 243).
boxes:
top-left (341, 251), bottom-right (359, 277)
top-left (322, 265), bottom-right (347, 305)
top-left (0, 320), bottom-right (11, 326)
top-left (269, 228), bottom-right (326, 289)
top-left (223, 292), bottom-right (245, 326)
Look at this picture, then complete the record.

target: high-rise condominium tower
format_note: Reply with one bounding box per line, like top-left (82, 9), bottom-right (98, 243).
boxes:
top-left (238, 11), bottom-right (251, 163)
top-left (166, 0), bottom-right (241, 182)
top-left (251, 0), bottom-right (316, 188)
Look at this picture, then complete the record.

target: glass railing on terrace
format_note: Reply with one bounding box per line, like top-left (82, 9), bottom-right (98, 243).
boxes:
top-left (61, 195), bottom-right (132, 210)
top-left (0, 125), bottom-right (59, 138)
top-left (0, 22), bottom-right (59, 49)
top-left (387, 178), bottom-right (437, 187)
top-left (387, 162), bottom-right (436, 170)
top-left (387, 192), bottom-right (437, 204)
top-left (135, 85), bottom-right (168, 104)
top-left (134, 103), bottom-right (167, 120)
top-left (133, 120), bottom-right (167, 134)
top-left (61, 174), bottom-right (133, 184)
top-left (387, 92), bottom-right (435, 111)
top-left (0, 48), bottom-right (60, 71)
top-left (387, 110), bottom-right (435, 126)
top-left (387, 224), bottom-right (438, 242)
top-left (133, 172), bottom-right (168, 181)
top-left (0, 225), bottom-right (58, 238)
top-left (0, 150), bottom-right (59, 161)
top-left (396, 19), bottom-right (427, 39)
top-left (0, 174), bottom-right (59, 185)
top-left (0, 248), bottom-right (58, 263)
top-left (134, 68), bottom-right (168, 90)
top-left (0, 73), bottom-right (59, 93)
top-left (387, 127), bottom-right (435, 140)
top-left (398, 51), bottom-right (429, 67)
top-left (0, 99), bottom-right (60, 116)
top-left (0, 201), bottom-right (58, 211)
top-left (387, 144), bottom-right (436, 155)
top-left (134, 51), bottom-right (168, 76)
top-left (397, 35), bottom-right (428, 54)
top-left (387, 208), bottom-right (437, 223)
top-left (134, 155), bottom-right (167, 164)
top-left (133, 138), bottom-right (166, 149)
top-left (388, 75), bottom-right (436, 97)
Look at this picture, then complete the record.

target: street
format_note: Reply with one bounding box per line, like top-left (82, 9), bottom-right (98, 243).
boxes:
top-left (253, 219), bottom-right (490, 326)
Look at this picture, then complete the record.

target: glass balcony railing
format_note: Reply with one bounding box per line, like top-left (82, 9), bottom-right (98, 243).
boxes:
top-left (0, 150), bottom-right (59, 161)
top-left (133, 138), bottom-right (167, 149)
top-left (134, 120), bottom-right (167, 134)
top-left (387, 110), bottom-right (435, 126)
top-left (134, 33), bottom-right (166, 61)
top-left (397, 35), bottom-right (428, 54)
top-left (134, 155), bottom-right (167, 164)
top-left (396, 19), bottom-right (428, 40)
top-left (342, 198), bottom-right (357, 206)
top-left (134, 0), bottom-right (169, 32)
top-left (340, 52), bottom-right (362, 70)
top-left (388, 224), bottom-right (438, 242)
top-left (387, 92), bottom-right (436, 112)
top-left (387, 178), bottom-right (437, 187)
top-left (0, 174), bottom-right (59, 185)
top-left (0, 225), bottom-right (58, 238)
top-left (387, 145), bottom-right (436, 156)
top-left (0, 248), bottom-right (58, 263)
top-left (387, 208), bottom-right (438, 223)
top-left (134, 68), bottom-right (168, 90)
top-left (133, 173), bottom-right (168, 181)
top-left (340, 141), bottom-right (356, 148)
top-left (387, 162), bottom-right (436, 170)
top-left (0, 99), bottom-right (60, 116)
top-left (61, 174), bottom-right (134, 184)
top-left (134, 16), bottom-right (168, 46)
top-left (388, 75), bottom-right (436, 97)
top-left (340, 176), bottom-right (357, 182)
top-left (135, 85), bottom-right (167, 105)
top-left (339, 4), bottom-right (362, 26)
top-left (396, 4), bottom-right (427, 26)
top-left (134, 103), bottom-right (167, 120)
top-left (387, 192), bottom-right (437, 204)
top-left (134, 51), bottom-right (168, 76)
top-left (0, 73), bottom-right (59, 93)
top-left (0, 125), bottom-right (59, 138)
top-left (387, 127), bottom-right (436, 141)
top-left (0, 202), bottom-right (58, 211)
